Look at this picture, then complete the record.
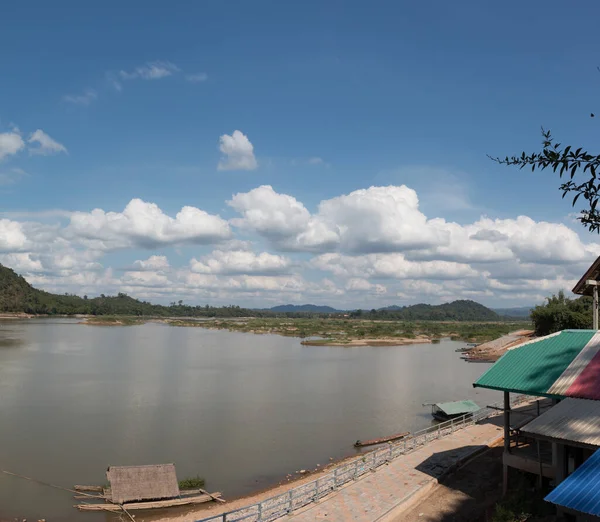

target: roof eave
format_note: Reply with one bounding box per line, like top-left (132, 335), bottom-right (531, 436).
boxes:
top-left (572, 256), bottom-right (600, 295)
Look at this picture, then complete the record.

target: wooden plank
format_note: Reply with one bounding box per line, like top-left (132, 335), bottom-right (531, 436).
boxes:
top-left (75, 492), bottom-right (221, 511)
top-left (199, 488), bottom-right (226, 503)
top-left (74, 485), bottom-right (104, 492)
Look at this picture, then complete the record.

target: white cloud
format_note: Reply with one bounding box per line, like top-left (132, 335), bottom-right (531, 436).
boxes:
top-left (28, 130), bottom-right (67, 156)
top-left (308, 157), bottom-right (324, 165)
top-left (0, 132), bottom-right (25, 161)
top-left (66, 198), bottom-right (231, 250)
top-left (132, 255), bottom-right (170, 271)
top-left (229, 185), bottom-right (311, 237)
top-left (1, 182), bottom-right (599, 308)
top-left (313, 253), bottom-right (478, 280)
top-left (186, 73), bottom-right (208, 83)
top-left (120, 61), bottom-right (180, 80)
top-left (218, 130), bottom-right (258, 171)
top-left (190, 249), bottom-right (291, 275)
top-left (0, 220), bottom-right (28, 252)
top-left (63, 89), bottom-right (97, 105)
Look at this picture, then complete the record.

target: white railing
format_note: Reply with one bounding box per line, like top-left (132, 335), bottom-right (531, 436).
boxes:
top-left (196, 395), bottom-right (529, 522)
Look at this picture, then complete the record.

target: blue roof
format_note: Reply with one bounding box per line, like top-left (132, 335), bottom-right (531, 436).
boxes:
top-left (545, 448), bottom-right (600, 516)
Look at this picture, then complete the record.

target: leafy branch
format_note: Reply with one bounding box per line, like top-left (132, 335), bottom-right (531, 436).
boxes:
top-left (489, 128), bottom-right (600, 232)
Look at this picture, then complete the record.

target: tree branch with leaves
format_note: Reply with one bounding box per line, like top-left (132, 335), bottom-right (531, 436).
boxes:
top-left (490, 128), bottom-right (600, 232)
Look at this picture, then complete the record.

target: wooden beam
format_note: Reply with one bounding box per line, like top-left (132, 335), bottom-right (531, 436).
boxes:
top-left (75, 492), bottom-right (222, 511)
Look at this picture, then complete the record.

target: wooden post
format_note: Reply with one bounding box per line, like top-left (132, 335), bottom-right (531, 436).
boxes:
top-left (587, 280), bottom-right (599, 329)
top-left (594, 284), bottom-right (599, 330)
top-left (536, 439), bottom-right (543, 489)
top-left (503, 391), bottom-right (510, 496)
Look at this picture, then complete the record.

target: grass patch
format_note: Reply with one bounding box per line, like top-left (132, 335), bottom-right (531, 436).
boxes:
top-left (168, 317), bottom-right (530, 344)
top-left (178, 475), bottom-right (205, 489)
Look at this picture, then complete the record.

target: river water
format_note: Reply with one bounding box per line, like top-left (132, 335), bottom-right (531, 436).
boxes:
top-left (0, 319), bottom-right (499, 520)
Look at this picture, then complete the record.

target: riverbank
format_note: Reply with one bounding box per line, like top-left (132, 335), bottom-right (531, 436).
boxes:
top-left (462, 329), bottom-right (535, 362)
top-left (151, 413), bottom-right (509, 522)
top-left (166, 317), bottom-right (529, 345)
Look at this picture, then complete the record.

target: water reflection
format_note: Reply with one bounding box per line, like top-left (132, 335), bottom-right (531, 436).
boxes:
top-left (0, 320), bottom-right (499, 521)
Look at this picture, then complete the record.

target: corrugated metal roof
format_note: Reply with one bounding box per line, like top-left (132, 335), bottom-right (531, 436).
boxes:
top-left (545, 448), bottom-right (600, 516)
top-left (473, 330), bottom-right (600, 400)
top-left (435, 400), bottom-right (480, 415)
top-left (521, 398), bottom-right (600, 447)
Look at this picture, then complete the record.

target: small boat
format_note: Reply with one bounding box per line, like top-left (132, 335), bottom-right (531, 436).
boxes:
top-left (354, 431), bottom-right (409, 447)
top-left (424, 400), bottom-right (480, 422)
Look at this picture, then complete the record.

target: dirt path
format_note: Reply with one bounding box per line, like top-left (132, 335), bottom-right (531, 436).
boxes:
top-left (397, 443), bottom-right (504, 522)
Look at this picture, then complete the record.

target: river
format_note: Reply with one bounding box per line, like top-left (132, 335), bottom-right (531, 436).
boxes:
top-left (0, 318), bottom-right (499, 521)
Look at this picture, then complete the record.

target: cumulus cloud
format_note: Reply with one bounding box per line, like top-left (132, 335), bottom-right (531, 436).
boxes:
top-left (229, 185), bottom-right (311, 237)
top-left (1, 183), bottom-right (599, 307)
top-left (312, 253), bottom-right (478, 280)
top-left (0, 132), bottom-right (25, 160)
top-left (66, 198), bottom-right (231, 250)
top-left (218, 130), bottom-right (257, 171)
top-left (190, 249), bottom-right (291, 275)
top-left (186, 73), bottom-right (208, 83)
top-left (0, 220), bottom-right (28, 252)
top-left (28, 130), bottom-right (67, 156)
top-left (132, 255), bottom-right (170, 271)
top-left (120, 61), bottom-right (180, 80)
top-left (63, 89), bottom-right (97, 105)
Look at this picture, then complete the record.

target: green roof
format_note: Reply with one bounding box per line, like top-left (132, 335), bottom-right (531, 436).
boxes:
top-left (435, 399), bottom-right (480, 415)
top-left (473, 330), bottom-right (597, 398)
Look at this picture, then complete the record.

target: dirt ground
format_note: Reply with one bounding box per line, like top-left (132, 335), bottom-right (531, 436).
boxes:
top-left (397, 443), bottom-right (556, 522)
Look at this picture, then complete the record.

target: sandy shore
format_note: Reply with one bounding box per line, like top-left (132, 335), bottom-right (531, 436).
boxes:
top-left (301, 337), bottom-right (432, 346)
top-left (148, 456), bottom-right (358, 522)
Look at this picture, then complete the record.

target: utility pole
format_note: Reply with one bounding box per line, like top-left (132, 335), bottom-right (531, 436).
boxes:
top-left (587, 280), bottom-right (599, 330)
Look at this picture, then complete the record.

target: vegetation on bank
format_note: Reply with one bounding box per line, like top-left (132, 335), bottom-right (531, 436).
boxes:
top-left (530, 290), bottom-right (592, 336)
top-left (178, 476), bottom-right (205, 489)
top-left (168, 317), bottom-right (529, 343)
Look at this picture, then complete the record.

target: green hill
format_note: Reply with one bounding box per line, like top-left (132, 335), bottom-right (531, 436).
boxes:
top-left (351, 300), bottom-right (502, 321)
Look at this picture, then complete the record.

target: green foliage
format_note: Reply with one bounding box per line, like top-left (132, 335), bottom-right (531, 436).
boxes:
top-left (530, 290), bottom-right (592, 336)
top-left (491, 128), bottom-right (600, 232)
top-left (491, 505), bottom-right (529, 522)
top-left (178, 476), bottom-right (205, 489)
top-left (491, 471), bottom-right (555, 522)
top-left (171, 317), bottom-right (528, 343)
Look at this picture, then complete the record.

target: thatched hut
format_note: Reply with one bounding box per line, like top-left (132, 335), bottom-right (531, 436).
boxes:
top-left (106, 464), bottom-right (180, 504)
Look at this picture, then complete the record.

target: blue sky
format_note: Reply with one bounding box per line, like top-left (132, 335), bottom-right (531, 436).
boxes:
top-left (1, 1), bottom-right (599, 308)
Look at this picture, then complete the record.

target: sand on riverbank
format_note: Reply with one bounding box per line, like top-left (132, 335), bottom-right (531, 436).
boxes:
top-left (301, 337), bottom-right (432, 346)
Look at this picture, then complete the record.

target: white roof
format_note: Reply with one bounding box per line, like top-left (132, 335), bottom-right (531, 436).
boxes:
top-left (521, 398), bottom-right (600, 447)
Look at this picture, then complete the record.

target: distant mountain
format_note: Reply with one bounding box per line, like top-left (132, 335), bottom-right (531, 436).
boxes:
top-left (492, 306), bottom-right (533, 318)
top-left (345, 300), bottom-right (502, 321)
top-left (267, 304), bottom-right (342, 313)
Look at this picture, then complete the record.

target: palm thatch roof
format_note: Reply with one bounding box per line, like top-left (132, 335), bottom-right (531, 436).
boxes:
top-left (106, 464), bottom-right (180, 504)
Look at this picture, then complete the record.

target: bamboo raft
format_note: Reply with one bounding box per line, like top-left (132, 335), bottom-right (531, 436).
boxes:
top-left (73, 464), bottom-right (224, 512)
top-left (74, 491), bottom-right (222, 511)
top-left (354, 431), bottom-right (409, 447)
